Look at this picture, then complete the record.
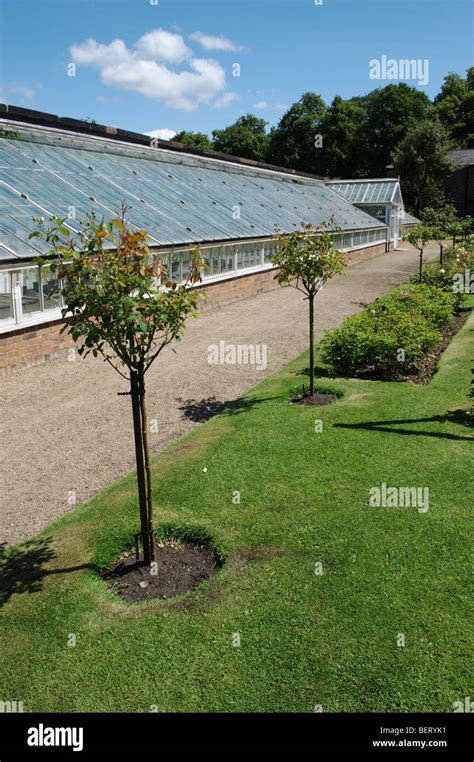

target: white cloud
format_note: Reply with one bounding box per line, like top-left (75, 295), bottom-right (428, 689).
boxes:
top-left (254, 101), bottom-right (288, 111)
top-left (0, 83), bottom-right (36, 102)
top-left (214, 92), bottom-right (240, 108)
top-left (135, 29), bottom-right (192, 64)
top-left (70, 30), bottom-right (227, 111)
top-left (144, 128), bottom-right (177, 141)
top-left (189, 31), bottom-right (245, 53)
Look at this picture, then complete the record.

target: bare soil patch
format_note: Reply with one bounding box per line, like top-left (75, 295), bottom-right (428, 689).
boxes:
top-left (291, 392), bottom-right (339, 406)
top-left (103, 540), bottom-right (219, 603)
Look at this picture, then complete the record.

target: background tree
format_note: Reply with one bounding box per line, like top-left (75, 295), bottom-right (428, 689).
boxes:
top-left (404, 225), bottom-right (434, 282)
top-left (320, 96), bottom-right (371, 178)
top-left (393, 119), bottom-right (453, 213)
top-left (212, 114), bottom-right (269, 160)
top-left (271, 222), bottom-right (346, 397)
top-left (266, 92), bottom-right (327, 174)
top-left (173, 130), bottom-right (214, 151)
top-left (31, 212), bottom-right (204, 566)
top-left (364, 84), bottom-right (433, 176)
top-left (434, 68), bottom-right (474, 148)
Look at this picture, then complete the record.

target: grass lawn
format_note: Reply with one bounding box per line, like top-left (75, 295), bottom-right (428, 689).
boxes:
top-left (0, 304), bottom-right (472, 713)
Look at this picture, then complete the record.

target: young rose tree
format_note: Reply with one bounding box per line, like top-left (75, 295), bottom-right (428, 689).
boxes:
top-left (404, 225), bottom-right (434, 283)
top-left (31, 212), bottom-right (204, 566)
top-left (271, 221), bottom-right (346, 397)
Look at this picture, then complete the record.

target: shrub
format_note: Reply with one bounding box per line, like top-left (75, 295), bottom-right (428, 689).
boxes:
top-left (411, 245), bottom-right (473, 308)
top-left (379, 284), bottom-right (456, 328)
top-left (321, 283), bottom-right (453, 376)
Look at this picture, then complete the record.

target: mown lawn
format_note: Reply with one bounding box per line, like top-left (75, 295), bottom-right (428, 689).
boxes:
top-left (0, 305), bottom-right (472, 713)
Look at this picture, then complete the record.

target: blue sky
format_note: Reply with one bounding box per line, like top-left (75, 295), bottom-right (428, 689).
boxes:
top-left (0, 0), bottom-right (472, 139)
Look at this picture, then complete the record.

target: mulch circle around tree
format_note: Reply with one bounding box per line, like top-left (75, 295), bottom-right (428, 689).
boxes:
top-left (291, 392), bottom-right (339, 406)
top-left (103, 541), bottom-right (219, 603)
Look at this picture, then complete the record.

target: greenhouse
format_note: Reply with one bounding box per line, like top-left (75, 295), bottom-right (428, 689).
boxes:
top-left (0, 107), bottom-right (394, 373)
top-left (326, 178), bottom-right (404, 247)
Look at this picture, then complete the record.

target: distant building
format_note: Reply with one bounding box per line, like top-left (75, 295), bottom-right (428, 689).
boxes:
top-left (445, 149), bottom-right (474, 217)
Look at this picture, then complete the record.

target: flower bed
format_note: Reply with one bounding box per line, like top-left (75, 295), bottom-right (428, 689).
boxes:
top-left (321, 283), bottom-right (458, 379)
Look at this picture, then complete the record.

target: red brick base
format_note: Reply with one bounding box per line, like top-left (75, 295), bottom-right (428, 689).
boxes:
top-left (0, 242), bottom-right (387, 374)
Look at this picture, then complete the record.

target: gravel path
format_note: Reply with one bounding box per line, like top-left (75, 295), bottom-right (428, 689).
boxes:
top-left (1, 244), bottom-right (439, 545)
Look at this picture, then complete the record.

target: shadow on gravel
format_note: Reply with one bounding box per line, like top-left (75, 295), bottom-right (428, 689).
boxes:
top-left (176, 395), bottom-right (275, 423)
top-left (0, 538), bottom-right (91, 607)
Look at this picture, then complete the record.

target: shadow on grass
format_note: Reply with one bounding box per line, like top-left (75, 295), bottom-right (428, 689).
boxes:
top-left (333, 410), bottom-right (474, 441)
top-left (177, 395), bottom-right (275, 423)
top-left (0, 537), bottom-right (92, 607)
top-left (297, 365), bottom-right (338, 380)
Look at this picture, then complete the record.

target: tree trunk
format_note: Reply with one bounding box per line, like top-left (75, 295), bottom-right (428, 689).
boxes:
top-left (130, 370), bottom-right (153, 566)
top-left (138, 372), bottom-right (156, 563)
top-left (309, 293), bottom-right (315, 397)
top-left (440, 244), bottom-right (443, 265)
top-left (419, 248), bottom-right (424, 283)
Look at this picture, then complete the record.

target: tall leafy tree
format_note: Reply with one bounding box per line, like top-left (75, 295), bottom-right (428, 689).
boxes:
top-left (364, 84), bottom-right (432, 176)
top-left (212, 114), bottom-right (269, 160)
top-left (266, 93), bottom-right (327, 174)
top-left (31, 212), bottom-right (204, 567)
top-left (393, 119), bottom-right (453, 213)
top-left (434, 69), bottom-right (474, 148)
top-left (320, 96), bottom-right (371, 178)
top-left (173, 131), bottom-right (214, 151)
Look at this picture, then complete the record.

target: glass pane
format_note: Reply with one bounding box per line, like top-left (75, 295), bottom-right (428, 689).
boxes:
top-left (202, 248), bottom-right (212, 276)
top-left (41, 267), bottom-right (61, 310)
top-left (0, 271), bottom-right (13, 322)
top-left (21, 267), bottom-right (41, 315)
top-left (211, 246), bottom-right (221, 274)
top-left (180, 251), bottom-right (191, 279)
top-left (170, 253), bottom-right (181, 282)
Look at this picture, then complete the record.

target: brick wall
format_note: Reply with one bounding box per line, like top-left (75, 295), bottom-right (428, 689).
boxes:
top-left (0, 318), bottom-right (75, 375)
top-left (0, 241), bottom-right (387, 374)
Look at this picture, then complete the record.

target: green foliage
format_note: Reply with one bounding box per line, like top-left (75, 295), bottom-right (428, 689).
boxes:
top-left (271, 221), bottom-right (347, 295)
top-left (30, 211), bottom-right (204, 375)
top-left (319, 95), bottom-right (371, 177)
top-left (393, 120), bottom-right (453, 212)
top-left (173, 130), bottom-right (214, 151)
top-left (434, 68), bottom-right (474, 148)
top-left (212, 114), bottom-right (269, 161)
top-left (364, 84), bottom-right (433, 176)
top-left (403, 225), bottom-right (434, 251)
top-left (420, 204), bottom-right (458, 230)
top-left (266, 92), bottom-right (327, 173)
top-left (412, 245), bottom-right (473, 308)
top-left (321, 283), bottom-right (456, 375)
